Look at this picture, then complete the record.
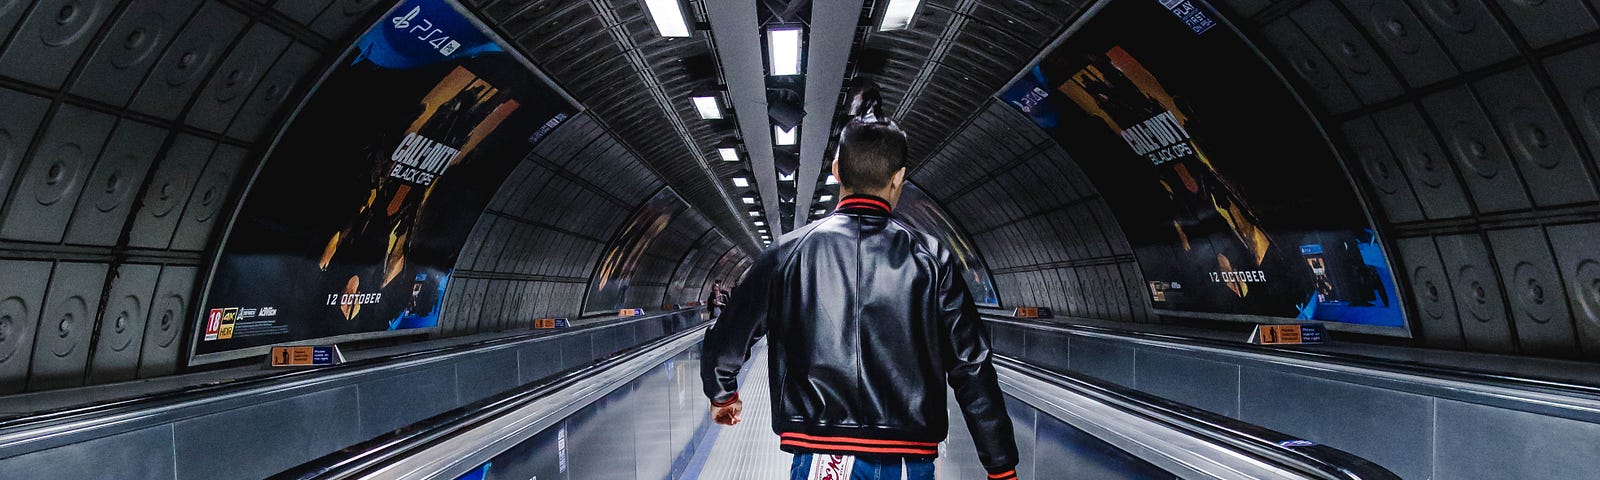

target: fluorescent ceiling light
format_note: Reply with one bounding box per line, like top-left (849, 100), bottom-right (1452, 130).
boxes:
top-left (643, 0), bottom-right (692, 37)
top-left (761, 235), bottom-right (771, 240)
top-left (767, 27), bottom-right (803, 76)
top-left (749, 210), bottom-right (763, 217)
top-left (779, 171), bottom-right (796, 182)
top-left (825, 174), bottom-right (838, 185)
top-left (754, 220), bottom-right (766, 226)
top-left (732, 176), bottom-right (750, 187)
top-left (741, 196), bottom-right (756, 205)
top-left (774, 125), bottom-right (797, 145)
top-left (878, 0), bottom-right (920, 31)
top-left (718, 147), bottom-right (739, 162)
top-left (813, 208), bottom-right (827, 215)
top-left (819, 194), bottom-right (833, 202)
top-left (692, 95), bottom-right (722, 119)
top-left (758, 228), bottom-right (768, 233)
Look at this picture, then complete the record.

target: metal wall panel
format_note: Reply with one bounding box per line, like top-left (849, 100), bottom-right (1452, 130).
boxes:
top-left (1436, 234), bottom-right (1516, 352)
top-left (69, 0), bottom-right (203, 106)
top-left (169, 143), bottom-right (246, 251)
top-left (0, 105), bottom-right (116, 242)
top-left (1290, 0), bottom-right (1404, 105)
top-left (137, 265), bottom-right (195, 378)
top-left (26, 262), bottom-right (108, 390)
top-left (185, 23), bottom-right (291, 134)
top-left (1545, 222), bottom-right (1600, 357)
top-left (0, 260), bottom-right (53, 393)
top-left (127, 134), bottom-right (215, 249)
top-left (1473, 67), bottom-right (1598, 207)
top-left (87, 263), bottom-right (160, 384)
top-left (62, 119), bottom-right (164, 246)
top-left (0, 0), bottom-right (117, 88)
top-left (1418, 87), bottom-right (1533, 213)
top-left (1372, 105), bottom-right (1475, 219)
top-left (126, 2), bottom-right (249, 120)
top-left (1487, 227), bottom-right (1580, 356)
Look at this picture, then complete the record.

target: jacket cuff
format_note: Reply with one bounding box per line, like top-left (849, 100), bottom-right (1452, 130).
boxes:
top-left (985, 468), bottom-right (1018, 480)
top-left (710, 392), bottom-right (740, 407)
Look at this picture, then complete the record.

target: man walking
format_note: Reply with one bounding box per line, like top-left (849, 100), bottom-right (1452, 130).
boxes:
top-left (700, 91), bottom-right (1019, 480)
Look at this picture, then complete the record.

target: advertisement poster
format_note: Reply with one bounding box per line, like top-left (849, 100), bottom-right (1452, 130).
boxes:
top-left (197, 0), bottom-right (579, 360)
top-left (896, 183), bottom-right (1000, 306)
top-left (1001, 0), bottom-right (1405, 333)
top-left (583, 188), bottom-right (689, 315)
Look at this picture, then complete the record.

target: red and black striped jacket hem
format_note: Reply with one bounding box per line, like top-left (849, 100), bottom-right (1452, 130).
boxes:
top-left (777, 432), bottom-right (940, 457)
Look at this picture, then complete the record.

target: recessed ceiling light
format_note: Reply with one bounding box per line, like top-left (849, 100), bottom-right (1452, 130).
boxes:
top-left (779, 171), bottom-right (796, 182)
top-left (754, 220), bottom-right (766, 226)
top-left (749, 210), bottom-right (763, 217)
top-left (818, 194), bottom-right (833, 202)
top-left (877, 0), bottom-right (921, 31)
top-left (732, 176), bottom-right (750, 187)
top-left (718, 147), bottom-right (739, 162)
top-left (825, 174), bottom-right (838, 185)
top-left (692, 95), bottom-right (722, 119)
top-left (741, 196), bottom-right (756, 205)
top-left (643, 0), bottom-right (692, 37)
top-left (767, 27), bottom-right (803, 76)
top-left (812, 208), bottom-right (826, 215)
top-left (774, 125), bottom-right (797, 146)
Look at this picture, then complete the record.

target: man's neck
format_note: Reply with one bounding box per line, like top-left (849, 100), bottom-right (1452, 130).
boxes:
top-left (838, 188), bottom-right (898, 208)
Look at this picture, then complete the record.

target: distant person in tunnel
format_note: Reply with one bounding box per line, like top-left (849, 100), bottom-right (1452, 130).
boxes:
top-left (701, 86), bottom-right (1020, 480)
top-left (708, 279), bottom-right (726, 321)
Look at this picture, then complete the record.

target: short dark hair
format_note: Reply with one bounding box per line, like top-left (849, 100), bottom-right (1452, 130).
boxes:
top-left (836, 84), bottom-right (906, 190)
top-left (836, 119), bottom-right (907, 190)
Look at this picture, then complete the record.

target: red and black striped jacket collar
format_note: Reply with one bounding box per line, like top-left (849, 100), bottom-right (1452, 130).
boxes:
top-left (833, 194), bottom-right (892, 215)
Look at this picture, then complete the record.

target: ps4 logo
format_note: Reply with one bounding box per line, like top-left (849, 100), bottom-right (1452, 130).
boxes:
top-left (390, 5), bottom-right (462, 56)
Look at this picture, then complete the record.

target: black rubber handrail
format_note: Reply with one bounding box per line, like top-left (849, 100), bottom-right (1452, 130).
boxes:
top-left (994, 355), bottom-right (1401, 480)
top-left (0, 308), bottom-right (700, 433)
top-left (271, 323), bottom-right (708, 479)
top-left (984, 314), bottom-right (1600, 398)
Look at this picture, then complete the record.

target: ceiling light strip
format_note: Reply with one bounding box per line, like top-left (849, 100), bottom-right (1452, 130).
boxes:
top-left (707, 0), bottom-right (786, 237)
top-left (791, 0), bottom-right (867, 229)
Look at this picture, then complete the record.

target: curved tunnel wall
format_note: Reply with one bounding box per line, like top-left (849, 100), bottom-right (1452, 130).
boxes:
top-left (906, 0), bottom-right (1600, 360)
top-left (0, 0), bottom-right (749, 393)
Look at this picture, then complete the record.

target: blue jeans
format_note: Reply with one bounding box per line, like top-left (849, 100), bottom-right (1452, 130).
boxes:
top-left (789, 453), bottom-right (935, 480)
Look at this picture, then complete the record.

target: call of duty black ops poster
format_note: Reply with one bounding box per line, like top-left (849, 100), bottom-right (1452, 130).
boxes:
top-left (1001, 0), bottom-right (1407, 334)
top-left (195, 0), bottom-right (578, 360)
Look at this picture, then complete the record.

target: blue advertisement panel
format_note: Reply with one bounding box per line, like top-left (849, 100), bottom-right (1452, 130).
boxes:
top-left (1002, 0), bottom-right (1406, 334)
top-left (896, 183), bottom-right (1001, 306)
top-left (196, 0), bottom-right (579, 360)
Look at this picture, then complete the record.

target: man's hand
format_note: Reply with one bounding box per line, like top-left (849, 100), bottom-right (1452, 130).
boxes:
top-left (711, 398), bottom-right (743, 426)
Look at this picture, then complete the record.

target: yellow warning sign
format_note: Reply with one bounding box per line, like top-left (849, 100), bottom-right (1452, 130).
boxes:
top-left (1257, 324), bottom-right (1303, 345)
top-left (270, 346), bottom-right (317, 366)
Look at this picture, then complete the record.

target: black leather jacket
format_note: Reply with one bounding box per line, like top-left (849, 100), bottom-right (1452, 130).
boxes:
top-left (702, 194), bottom-right (1019, 478)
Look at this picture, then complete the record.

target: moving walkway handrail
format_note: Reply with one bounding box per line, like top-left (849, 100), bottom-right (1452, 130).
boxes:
top-left (0, 308), bottom-right (700, 451)
top-left (983, 314), bottom-right (1600, 399)
top-left (273, 323), bottom-right (708, 479)
top-left (994, 355), bottom-right (1401, 480)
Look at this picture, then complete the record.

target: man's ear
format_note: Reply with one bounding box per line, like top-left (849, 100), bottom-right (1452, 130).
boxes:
top-left (831, 159), bottom-right (840, 181)
top-left (892, 167), bottom-right (907, 186)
